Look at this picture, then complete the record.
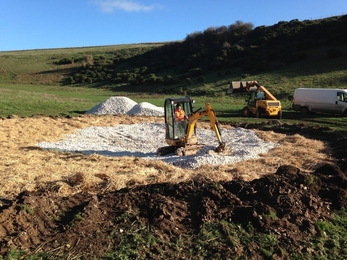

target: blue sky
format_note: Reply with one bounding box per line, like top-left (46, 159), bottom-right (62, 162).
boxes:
top-left (0, 0), bottom-right (346, 51)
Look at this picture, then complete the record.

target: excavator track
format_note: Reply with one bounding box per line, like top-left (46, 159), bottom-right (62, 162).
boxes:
top-left (157, 144), bottom-right (205, 156)
top-left (157, 146), bottom-right (177, 156)
top-left (157, 143), bottom-right (230, 157)
top-left (176, 144), bottom-right (206, 156)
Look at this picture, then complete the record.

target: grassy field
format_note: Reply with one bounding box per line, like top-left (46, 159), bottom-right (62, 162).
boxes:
top-left (0, 42), bottom-right (346, 131)
top-left (2, 81), bottom-right (347, 134)
top-left (1, 66), bottom-right (347, 131)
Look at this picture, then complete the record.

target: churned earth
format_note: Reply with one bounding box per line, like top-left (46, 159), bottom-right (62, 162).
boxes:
top-left (0, 114), bottom-right (346, 259)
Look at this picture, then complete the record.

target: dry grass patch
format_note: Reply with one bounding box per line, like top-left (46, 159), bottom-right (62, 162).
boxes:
top-left (0, 115), bottom-right (334, 199)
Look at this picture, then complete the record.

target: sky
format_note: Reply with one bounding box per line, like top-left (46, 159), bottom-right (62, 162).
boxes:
top-left (0, 0), bottom-right (346, 51)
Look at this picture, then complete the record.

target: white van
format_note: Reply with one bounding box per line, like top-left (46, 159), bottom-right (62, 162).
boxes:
top-left (292, 88), bottom-right (347, 116)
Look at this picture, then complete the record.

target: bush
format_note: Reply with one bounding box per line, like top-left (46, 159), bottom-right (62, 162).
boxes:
top-left (327, 48), bottom-right (343, 58)
top-left (188, 68), bottom-right (205, 77)
top-left (197, 75), bottom-right (206, 83)
top-left (185, 78), bottom-right (193, 85)
top-left (54, 58), bottom-right (74, 65)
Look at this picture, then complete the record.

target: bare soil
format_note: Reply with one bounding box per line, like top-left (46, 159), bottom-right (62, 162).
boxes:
top-left (0, 115), bottom-right (346, 259)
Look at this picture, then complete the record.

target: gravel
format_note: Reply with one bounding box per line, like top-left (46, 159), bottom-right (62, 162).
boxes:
top-left (127, 102), bottom-right (164, 116)
top-left (37, 97), bottom-right (278, 169)
top-left (85, 96), bottom-right (164, 116)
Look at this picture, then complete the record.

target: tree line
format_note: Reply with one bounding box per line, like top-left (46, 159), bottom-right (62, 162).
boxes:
top-left (54, 15), bottom-right (347, 94)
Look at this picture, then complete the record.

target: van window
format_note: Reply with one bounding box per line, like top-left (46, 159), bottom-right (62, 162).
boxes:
top-left (337, 92), bottom-right (345, 102)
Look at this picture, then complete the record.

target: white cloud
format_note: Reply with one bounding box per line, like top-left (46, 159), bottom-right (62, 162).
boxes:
top-left (90, 0), bottom-right (162, 13)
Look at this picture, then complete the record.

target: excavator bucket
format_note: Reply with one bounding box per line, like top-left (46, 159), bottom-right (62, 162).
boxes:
top-left (212, 142), bottom-right (232, 155)
top-left (214, 142), bottom-right (225, 152)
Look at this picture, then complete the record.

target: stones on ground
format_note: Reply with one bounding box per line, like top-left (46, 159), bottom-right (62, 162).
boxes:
top-left (127, 102), bottom-right (164, 116)
top-left (37, 123), bottom-right (278, 170)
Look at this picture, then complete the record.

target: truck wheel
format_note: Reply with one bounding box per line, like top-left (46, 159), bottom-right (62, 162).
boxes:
top-left (242, 107), bottom-right (251, 117)
top-left (300, 107), bottom-right (308, 116)
top-left (277, 111), bottom-right (282, 119)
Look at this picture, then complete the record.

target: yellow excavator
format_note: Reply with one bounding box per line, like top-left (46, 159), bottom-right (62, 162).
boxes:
top-left (157, 96), bottom-right (228, 156)
top-left (227, 81), bottom-right (282, 118)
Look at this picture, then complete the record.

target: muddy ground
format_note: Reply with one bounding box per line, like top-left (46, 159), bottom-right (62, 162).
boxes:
top-left (0, 116), bottom-right (347, 259)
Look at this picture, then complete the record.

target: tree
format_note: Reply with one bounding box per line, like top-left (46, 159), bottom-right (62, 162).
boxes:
top-left (229, 21), bottom-right (254, 36)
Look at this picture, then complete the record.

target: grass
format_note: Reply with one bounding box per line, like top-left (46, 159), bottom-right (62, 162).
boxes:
top-left (1, 42), bottom-right (346, 131)
top-left (306, 209), bottom-right (347, 259)
top-left (16, 204), bottom-right (34, 215)
top-left (0, 83), bottom-right (117, 117)
top-left (1, 44), bottom-right (346, 131)
top-left (0, 43), bottom-right (166, 87)
top-left (0, 81), bottom-right (249, 118)
top-left (1, 82), bottom-right (347, 133)
top-left (3, 210), bottom-right (346, 259)
top-left (0, 83), bottom-right (169, 117)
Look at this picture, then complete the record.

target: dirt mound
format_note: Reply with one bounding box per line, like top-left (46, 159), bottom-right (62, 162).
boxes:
top-left (1, 118), bottom-right (347, 258)
top-left (0, 163), bottom-right (346, 258)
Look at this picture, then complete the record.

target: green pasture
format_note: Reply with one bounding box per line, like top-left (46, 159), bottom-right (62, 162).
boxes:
top-left (0, 29), bottom-right (346, 130)
top-left (1, 83), bottom-right (346, 133)
top-left (1, 44), bottom-right (346, 131)
top-left (0, 83), bottom-right (239, 117)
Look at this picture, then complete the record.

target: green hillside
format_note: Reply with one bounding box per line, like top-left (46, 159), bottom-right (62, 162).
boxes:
top-left (0, 15), bottom-right (346, 118)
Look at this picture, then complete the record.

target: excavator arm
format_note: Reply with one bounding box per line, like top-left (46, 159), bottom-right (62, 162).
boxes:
top-left (185, 103), bottom-right (225, 151)
top-left (247, 82), bottom-right (278, 101)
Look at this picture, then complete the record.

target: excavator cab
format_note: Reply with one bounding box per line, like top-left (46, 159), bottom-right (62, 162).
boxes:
top-left (246, 90), bottom-right (266, 113)
top-left (164, 96), bottom-right (196, 142)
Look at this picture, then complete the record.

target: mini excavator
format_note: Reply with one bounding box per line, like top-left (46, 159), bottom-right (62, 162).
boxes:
top-left (157, 96), bottom-right (229, 156)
